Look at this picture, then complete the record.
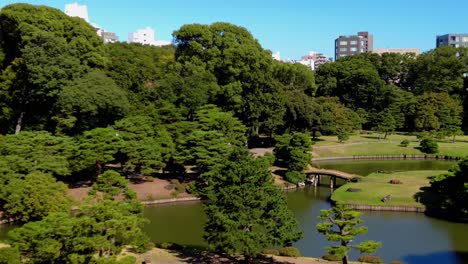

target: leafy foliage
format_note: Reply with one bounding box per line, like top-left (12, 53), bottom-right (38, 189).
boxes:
top-left (200, 150), bottom-right (302, 259)
top-left (419, 138), bottom-right (439, 154)
top-left (274, 132), bottom-right (312, 178)
top-left (0, 171), bottom-right (74, 223)
top-left (430, 158), bottom-right (468, 215)
top-left (317, 203), bottom-right (381, 264)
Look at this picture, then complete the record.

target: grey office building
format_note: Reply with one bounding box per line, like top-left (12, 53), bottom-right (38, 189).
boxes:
top-left (335, 31), bottom-right (373, 60)
top-left (436, 34), bottom-right (468, 48)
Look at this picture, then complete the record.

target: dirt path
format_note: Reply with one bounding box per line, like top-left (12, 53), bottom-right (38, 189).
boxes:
top-left (121, 248), bottom-right (341, 264)
top-left (68, 178), bottom-right (192, 202)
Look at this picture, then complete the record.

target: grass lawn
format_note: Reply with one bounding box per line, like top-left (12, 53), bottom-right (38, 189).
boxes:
top-left (312, 133), bottom-right (468, 158)
top-left (331, 170), bottom-right (447, 207)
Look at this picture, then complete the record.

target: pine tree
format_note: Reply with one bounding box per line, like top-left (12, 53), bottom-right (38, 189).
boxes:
top-left (317, 203), bottom-right (381, 264)
top-left (200, 149), bottom-right (302, 261)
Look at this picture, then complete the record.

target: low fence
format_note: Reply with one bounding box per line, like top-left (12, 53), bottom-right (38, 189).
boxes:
top-left (313, 154), bottom-right (461, 162)
top-left (345, 204), bottom-right (426, 213)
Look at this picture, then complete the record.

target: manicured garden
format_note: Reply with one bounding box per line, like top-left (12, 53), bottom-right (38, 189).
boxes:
top-left (331, 170), bottom-right (446, 207)
top-left (313, 133), bottom-right (468, 158)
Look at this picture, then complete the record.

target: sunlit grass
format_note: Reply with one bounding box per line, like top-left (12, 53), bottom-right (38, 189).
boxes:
top-left (312, 133), bottom-right (468, 158)
top-left (331, 170), bottom-right (446, 207)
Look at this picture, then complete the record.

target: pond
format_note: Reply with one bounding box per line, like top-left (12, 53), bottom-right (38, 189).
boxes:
top-left (1, 160), bottom-right (467, 263)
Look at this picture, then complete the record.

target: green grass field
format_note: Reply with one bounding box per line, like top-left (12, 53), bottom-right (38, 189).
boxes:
top-left (312, 133), bottom-right (468, 158)
top-left (331, 170), bottom-right (447, 207)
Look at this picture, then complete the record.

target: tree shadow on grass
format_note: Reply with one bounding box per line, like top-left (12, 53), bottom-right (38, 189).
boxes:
top-left (170, 245), bottom-right (292, 264)
top-left (360, 135), bottom-right (382, 140)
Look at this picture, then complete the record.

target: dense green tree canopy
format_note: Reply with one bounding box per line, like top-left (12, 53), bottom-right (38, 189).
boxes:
top-left (0, 171), bottom-right (73, 223)
top-left (200, 150), bottom-right (302, 260)
top-left (430, 158), bottom-right (468, 216)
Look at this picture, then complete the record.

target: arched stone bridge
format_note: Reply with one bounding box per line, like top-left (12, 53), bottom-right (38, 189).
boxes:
top-left (304, 167), bottom-right (356, 188)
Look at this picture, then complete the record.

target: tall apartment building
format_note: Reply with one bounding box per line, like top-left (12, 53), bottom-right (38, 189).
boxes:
top-left (335, 32), bottom-right (373, 60)
top-left (436, 34), bottom-right (468, 48)
top-left (300, 51), bottom-right (330, 69)
top-left (128, 27), bottom-right (171, 46)
top-left (64, 2), bottom-right (118, 43)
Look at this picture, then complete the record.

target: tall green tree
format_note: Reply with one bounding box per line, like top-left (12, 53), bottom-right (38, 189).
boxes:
top-left (407, 46), bottom-right (466, 95)
top-left (317, 203), bottom-right (382, 264)
top-left (372, 110), bottom-right (396, 139)
top-left (414, 92), bottom-right (462, 133)
top-left (53, 70), bottom-right (130, 135)
top-left (0, 4), bottom-right (106, 133)
top-left (76, 127), bottom-right (123, 176)
top-left (200, 150), bottom-right (302, 261)
top-left (274, 132), bottom-right (312, 172)
top-left (113, 115), bottom-right (175, 174)
top-left (0, 131), bottom-right (76, 177)
top-left (173, 22), bottom-right (285, 136)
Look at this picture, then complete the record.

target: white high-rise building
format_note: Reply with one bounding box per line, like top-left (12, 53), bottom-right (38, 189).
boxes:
top-left (128, 27), bottom-right (171, 46)
top-left (272, 51), bottom-right (281, 61)
top-left (64, 2), bottom-right (119, 43)
top-left (64, 2), bottom-right (89, 22)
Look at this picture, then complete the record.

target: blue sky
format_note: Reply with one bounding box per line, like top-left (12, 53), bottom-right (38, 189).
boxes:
top-left (2, 0), bottom-right (468, 60)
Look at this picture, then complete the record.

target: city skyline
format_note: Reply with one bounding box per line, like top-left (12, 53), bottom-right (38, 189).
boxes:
top-left (1, 0), bottom-right (467, 59)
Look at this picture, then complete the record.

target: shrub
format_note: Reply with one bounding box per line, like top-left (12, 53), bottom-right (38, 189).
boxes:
top-left (337, 132), bottom-right (350, 143)
top-left (279, 247), bottom-right (300, 257)
top-left (117, 256), bottom-right (137, 264)
top-left (358, 255), bottom-right (383, 263)
top-left (145, 176), bottom-right (155, 182)
top-left (322, 253), bottom-right (342, 261)
top-left (419, 138), bottom-right (439, 154)
top-left (389, 179), bottom-right (402, 184)
top-left (400, 139), bottom-right (410, 147)
top-left (170, 179), bottom-right (187, 193)
top-left (262, 248), bottom-right (280, 256)
top-left (262, 152), bottom-right (276, 166)
top-left (0, 247), bottom-right (20, 264)
top-left (284, 170), bottom-right (306, 184)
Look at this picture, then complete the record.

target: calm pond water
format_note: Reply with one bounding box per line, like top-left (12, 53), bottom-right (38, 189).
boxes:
top-left (1, 160), bottom-right (467, 263)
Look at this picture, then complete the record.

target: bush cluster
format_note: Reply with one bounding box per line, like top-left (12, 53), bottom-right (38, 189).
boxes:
top-left (419, 138), bottom-right (439, 154)
top-left (322, 253), bottom-right (342, 261)
top-left (400, 139), bottom-right (410, 147)
top-left (279, 247), bottom-right (300, 257)
top-left (284, 171), bottom-right (306, 184)
top-left (262, 248), bottom-right (280, 256)
top-left (358, 255), bottom-right (383, 263)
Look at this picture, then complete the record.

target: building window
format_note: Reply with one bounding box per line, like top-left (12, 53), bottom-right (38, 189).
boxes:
top-left (462, 37), bottom-right (468, 42)
top-left (340, 47), bottom-right (348, 52)
top-left (360, 48), bottom-right (365, 52)
top-left (350, 40), bottom-right (357, 45)
top-left (339, 41), bottom-right (348, 46)
top-left (350, 47), bottom-right (357, 52)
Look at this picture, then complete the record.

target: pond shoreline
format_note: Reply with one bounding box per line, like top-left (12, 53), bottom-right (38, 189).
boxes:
top-left (312, 154), bottom-right (461, 162)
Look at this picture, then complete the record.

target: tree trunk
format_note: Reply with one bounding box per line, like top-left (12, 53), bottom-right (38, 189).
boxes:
top-left (96, 160), bottom-right (102, 176)
top-left (384, 131), bottom-right (388, 139)
top-left (342, 255), bottom-right (348, 264)
top-left (15, 112), bottom-right (25, 134)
